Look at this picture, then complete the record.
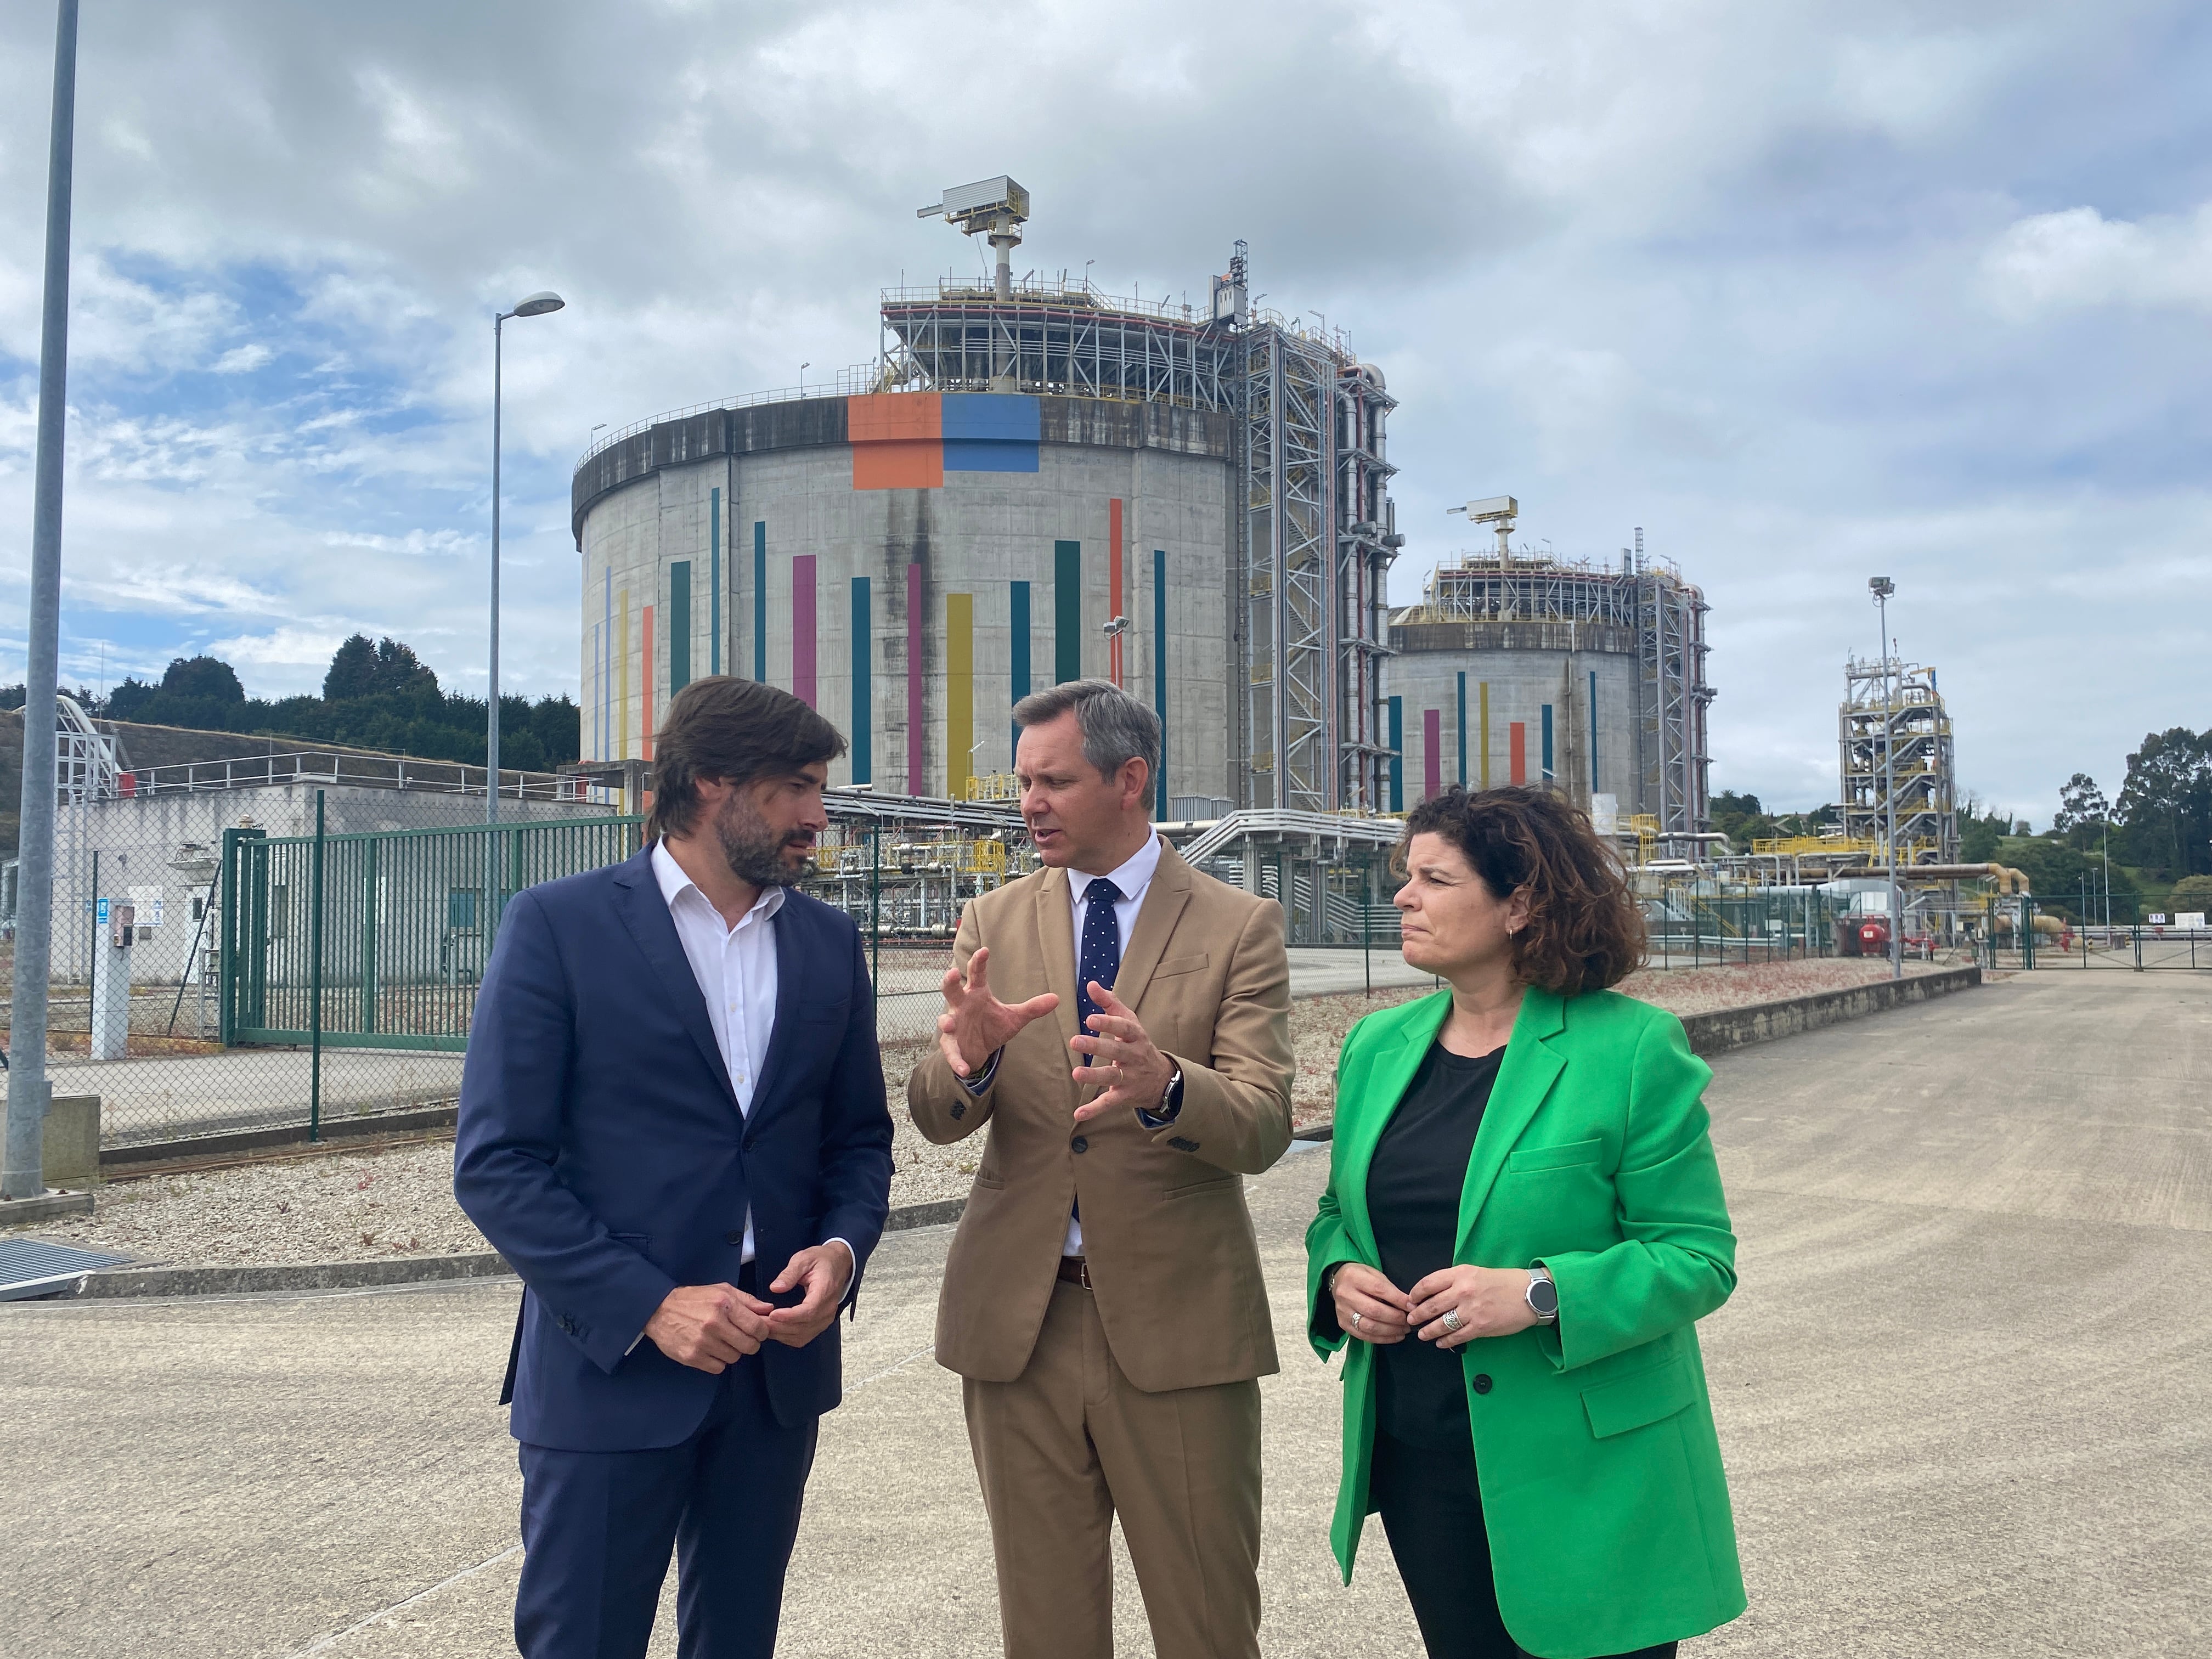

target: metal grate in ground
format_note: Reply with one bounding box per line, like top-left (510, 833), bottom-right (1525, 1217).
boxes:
top-left (0, 1239), bottom-right (132, 1302)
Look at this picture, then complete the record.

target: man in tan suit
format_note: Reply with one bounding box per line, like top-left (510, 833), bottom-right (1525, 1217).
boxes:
top-left (909, 679), bottom-right (1294, 1659)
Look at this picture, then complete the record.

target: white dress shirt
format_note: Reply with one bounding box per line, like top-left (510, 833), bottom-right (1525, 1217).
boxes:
top-left (652, 839), bottom-right (783, 1264)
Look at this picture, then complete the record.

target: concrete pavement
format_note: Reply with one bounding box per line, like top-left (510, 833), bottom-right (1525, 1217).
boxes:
top-left (3, 969), bottom-right (2208, 1656)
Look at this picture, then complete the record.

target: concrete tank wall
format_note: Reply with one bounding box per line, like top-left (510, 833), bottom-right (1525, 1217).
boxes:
top-left (577, 392), bottom-right (1234, 803)
top-left (1384, 644), bottom-right (1643, 816)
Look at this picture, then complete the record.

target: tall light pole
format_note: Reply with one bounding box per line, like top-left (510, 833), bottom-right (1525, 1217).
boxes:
top-left (488, 290), bottom-right (565, 824)
top-left (4, 0), bottom-right (80, 1202)
top-left (1870, 576), bottom-right (1901, 981)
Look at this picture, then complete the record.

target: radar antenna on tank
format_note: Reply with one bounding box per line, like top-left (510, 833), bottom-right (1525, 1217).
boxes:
top-left (1448, 495), bottom-right (1519, 558)
top-left (917, 175), bottom-right (1030, 303)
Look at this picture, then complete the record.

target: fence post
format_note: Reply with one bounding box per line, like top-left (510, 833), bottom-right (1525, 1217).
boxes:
top-left (869, 826), bottom-right (881, 1014)
top-left (309, 788), bottom-right (325, 1142)
top-left (2134, 923), bottom-right (2143, 972)
top-left (361, 837), bottom-right (379, 1034)
top-left (1362, 856), bottom-right (1372, 999)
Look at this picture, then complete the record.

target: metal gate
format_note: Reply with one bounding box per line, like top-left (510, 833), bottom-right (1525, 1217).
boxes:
top-left (1980, 895), bottom-right (2210, 973)
top-left (219, 814), bottom-right (645, 1049)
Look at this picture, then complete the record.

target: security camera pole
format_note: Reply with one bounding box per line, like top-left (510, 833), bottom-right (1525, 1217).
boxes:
top-left (4, 0), bottom-right (80, 1201)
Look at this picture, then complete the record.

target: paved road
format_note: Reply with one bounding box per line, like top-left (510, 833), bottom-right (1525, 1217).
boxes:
top-left (4, 970), bottom-right (2208, 1657)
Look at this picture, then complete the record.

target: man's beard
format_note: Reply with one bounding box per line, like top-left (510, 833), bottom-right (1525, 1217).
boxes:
top-left (714, 792), bottom-right (814, 889)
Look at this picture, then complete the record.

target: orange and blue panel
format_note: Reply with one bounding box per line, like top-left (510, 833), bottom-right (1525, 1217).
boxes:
top-left (848, 393), bottom-right (1040, 489)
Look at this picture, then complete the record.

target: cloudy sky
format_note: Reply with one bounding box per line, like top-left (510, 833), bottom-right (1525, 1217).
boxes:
top-left (2, 0), bottom-right (2207, 820)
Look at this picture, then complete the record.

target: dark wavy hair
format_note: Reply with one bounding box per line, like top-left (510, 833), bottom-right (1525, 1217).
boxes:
top-left (1393, 786), bottom-right (1646, 995)
top-left (645, 676), bottom-right (845, 842)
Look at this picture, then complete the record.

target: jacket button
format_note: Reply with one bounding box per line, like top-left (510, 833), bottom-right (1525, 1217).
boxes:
top-left (1070, 1136), bottom-right (1089, 1154)
top-left (725, 1231), bottom-right (744, 1246)
top-left (1472, 1374), bottom-right (1493, 1395)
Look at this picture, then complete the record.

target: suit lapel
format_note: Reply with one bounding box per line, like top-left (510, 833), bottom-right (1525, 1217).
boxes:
top-left (1110, 838), bottom-right (1191, 1014)
top-left (1336, 992), bottom-right (1452, 1258)
top-left (1034, 868), bottom-right (1080, 1090)
top-left (744, 900), bottom-right (807, 1130)
top-left (611, 848), bottom-right (738, 1110)
top-left (1455, 986), bottom-right (1567, 1259)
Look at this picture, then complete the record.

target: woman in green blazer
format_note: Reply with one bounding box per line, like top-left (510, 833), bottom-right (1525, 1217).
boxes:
top-left (1306, 785), bottom-right (1744, 1659)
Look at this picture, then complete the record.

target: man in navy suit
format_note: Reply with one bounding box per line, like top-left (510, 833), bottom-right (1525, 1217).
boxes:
top-left (456, 676), bottom-right (894, 1659)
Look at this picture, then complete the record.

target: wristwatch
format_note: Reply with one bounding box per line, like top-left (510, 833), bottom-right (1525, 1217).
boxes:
top-left (1525, 1266), bottom-right (1559, 1324)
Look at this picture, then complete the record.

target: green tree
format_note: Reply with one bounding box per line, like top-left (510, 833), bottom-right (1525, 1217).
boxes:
top-left (2052, 773), bottom-right (2111, 851)
top-left (323, 635), bottom-right (439, 702)
top-left (2168, 874), bottom-right (2212, 913)
top-left (161, 655), bottom-right (245, 703)
top-left (2117, 727), bottom-right (2212, 880)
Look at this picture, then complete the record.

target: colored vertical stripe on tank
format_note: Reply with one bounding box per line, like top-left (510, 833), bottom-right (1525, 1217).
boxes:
top-left (1541, 704), bottom-right (1554, 781)
top-left (1054, 541), bottom-right (1081, 683)
top-left (791, 556), bottom-right (818, 707)
top-left (1009, 580), bottom-right (1031, 765)
top-left (1456, 673), bottom-right (1468, 787)
top-left (618, 587), bottom-right (630, 760)
top-left (906, 563), bottom-right (924, 793)
top-left (709, 488), bottom-right (722, 677)
top-left (752, 522), bottom-right (767, 681)
top-left (642, 605), bottom-right (655, 760)
top-left (1424, 709), bottom-right (1442, 802)
top-left (1153, 549), bottom-right (1167, 816)
top-left (850, 577), bottom-right (872, 786)
top-left (1509, 721), bottom-right (1526, 786)
top-left (1480, 682), bottom-right (1491, 789)
top-left (940, 393), bottom-right (1039, 473)
top-left (849, 394), bottom-right (944, 490)
top-left (948, 594), bottom-right (974, 800)
top-left (669, 562), bottom-right (692, 695)
top-left (602, 569), bottom-right (612, 761)
top-left (1108, 500), bottom-right (1125, 687)
top-left (1388, 696), bottom-right (1404, 812)
top-left (1589, 672), bottom-right (1600, 792)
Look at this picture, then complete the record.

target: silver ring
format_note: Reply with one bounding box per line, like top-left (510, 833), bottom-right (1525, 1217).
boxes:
top-left (1349, 1311), bottom-right (1362, 1329)
top-left (1440, 1309), bottom-right (1462, 1334)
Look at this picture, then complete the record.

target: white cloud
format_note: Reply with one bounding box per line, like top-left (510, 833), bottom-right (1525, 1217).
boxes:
top-left (1982, 203), bottom-right (2212, 318)
top-left (211, 342), bottom-right (272, 373)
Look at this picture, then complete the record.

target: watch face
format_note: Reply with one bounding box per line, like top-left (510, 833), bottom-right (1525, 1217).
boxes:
top-left (1528, 1277), bottom-right (1559, 1317)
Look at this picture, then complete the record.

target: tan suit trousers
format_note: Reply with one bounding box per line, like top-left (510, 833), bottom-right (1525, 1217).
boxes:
top-left (963, 1279), bottom-right (1262, 1659)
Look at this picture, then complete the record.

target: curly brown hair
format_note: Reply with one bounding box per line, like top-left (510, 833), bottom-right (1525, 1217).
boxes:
top-left (1394, 785), bottom-right (1646, 995)
top-left (645, 676), bottom-right (845, 842)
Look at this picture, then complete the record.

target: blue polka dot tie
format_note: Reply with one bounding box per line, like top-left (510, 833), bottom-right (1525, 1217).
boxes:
top-left (1077, 878), bottom-right (1124, 1036)
top-left (1073, 877), bottom-right (1124, 1235)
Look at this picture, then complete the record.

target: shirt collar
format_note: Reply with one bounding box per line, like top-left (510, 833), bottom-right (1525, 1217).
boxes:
top-left (1072, 831), bottom-right (1163, 906)
top-left (651, 838), bottom-right (787, 930)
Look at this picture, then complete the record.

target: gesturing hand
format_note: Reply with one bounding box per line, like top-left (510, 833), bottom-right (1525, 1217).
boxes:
top-left (1330, 1262), bottom-right (1413, 1345)
top-left (766, 1243), bottom-right (854, 1349)
top-left (937, 944), bottom-right (1059, 1077)
top-left (644, 1283), bottom-right (771, 1374)
top-left (1406, 1265), bottom-right (1541, 1349)
top-left (1068, 982), bottom-right (1175, 1124)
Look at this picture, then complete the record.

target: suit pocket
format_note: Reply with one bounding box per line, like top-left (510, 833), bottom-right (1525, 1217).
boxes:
top-left (1506, 1137), bottom-right (1603, 1174)
top-left (1153, 952), bottom-right (1210, 979)
top-left (610, 1231), bottom-right (651, 1248)
top-left (1582, 1355), bottom-right (1695, 1439)
top-left (1163, 1172), bottom-right (1237, 1200)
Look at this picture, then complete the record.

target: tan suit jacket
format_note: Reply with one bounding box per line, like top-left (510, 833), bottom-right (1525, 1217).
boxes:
top-left (910, 840), bottom-right (1295, 1393)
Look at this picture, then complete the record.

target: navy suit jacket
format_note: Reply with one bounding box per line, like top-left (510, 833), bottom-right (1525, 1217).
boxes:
top-left (454, 845), bottom-right (894, 1453)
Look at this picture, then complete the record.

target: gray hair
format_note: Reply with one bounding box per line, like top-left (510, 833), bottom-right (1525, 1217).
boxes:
top-left (1013, 679), bottom-right (1160, 792)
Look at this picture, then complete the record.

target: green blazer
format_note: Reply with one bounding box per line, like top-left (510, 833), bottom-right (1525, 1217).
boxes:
top-left (1305, 986), bottom-right (1745, 1659)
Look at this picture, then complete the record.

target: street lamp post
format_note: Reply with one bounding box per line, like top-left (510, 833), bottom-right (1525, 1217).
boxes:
top-left (1870, 577), bottom-right (1901, 981)
top-left (3, 0), bottom-right (79, 1202)
top-left (488, 290), bottom-right (565, 825)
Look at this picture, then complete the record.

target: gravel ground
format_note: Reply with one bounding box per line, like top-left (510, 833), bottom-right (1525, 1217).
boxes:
top-left (30, 957), bottom-right (1942, 1269)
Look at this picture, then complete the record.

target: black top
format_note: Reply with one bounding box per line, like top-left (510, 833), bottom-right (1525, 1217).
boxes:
top-left (1365, 1041), bottom-right (1507, 1449)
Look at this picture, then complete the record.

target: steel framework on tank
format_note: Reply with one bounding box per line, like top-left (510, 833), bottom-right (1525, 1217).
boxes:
top-left (1394, 541), bottom-right (1713, 833)
top-left (879, 280), bottom-right (1232, 409)
top-left (1839, 656), bottom-right (1957, 866)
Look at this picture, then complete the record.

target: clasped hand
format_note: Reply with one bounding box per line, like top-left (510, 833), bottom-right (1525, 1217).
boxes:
top-left (1331, 1262), bottom-right (1540, 1350)
top-left (645, 1243), bottom-right (853, 1374)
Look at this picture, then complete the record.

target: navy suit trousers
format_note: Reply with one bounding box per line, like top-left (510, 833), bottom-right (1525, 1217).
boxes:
top-left (516, 1345), bottom-right (818, 1659)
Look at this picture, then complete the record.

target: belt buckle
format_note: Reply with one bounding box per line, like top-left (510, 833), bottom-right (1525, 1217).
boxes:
top-left (1079, 1257), bottom-right (1092, 1290)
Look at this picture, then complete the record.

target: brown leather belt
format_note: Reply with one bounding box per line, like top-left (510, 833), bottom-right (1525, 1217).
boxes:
top-left (1056, 1255), bottom-right (1093, 1289)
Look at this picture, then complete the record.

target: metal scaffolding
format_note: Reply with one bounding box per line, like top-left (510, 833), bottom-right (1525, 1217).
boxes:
top-left (1839, 656), bottom-right (1957, 866)
top-left (1228, 244), bottom-right (1400, 813)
